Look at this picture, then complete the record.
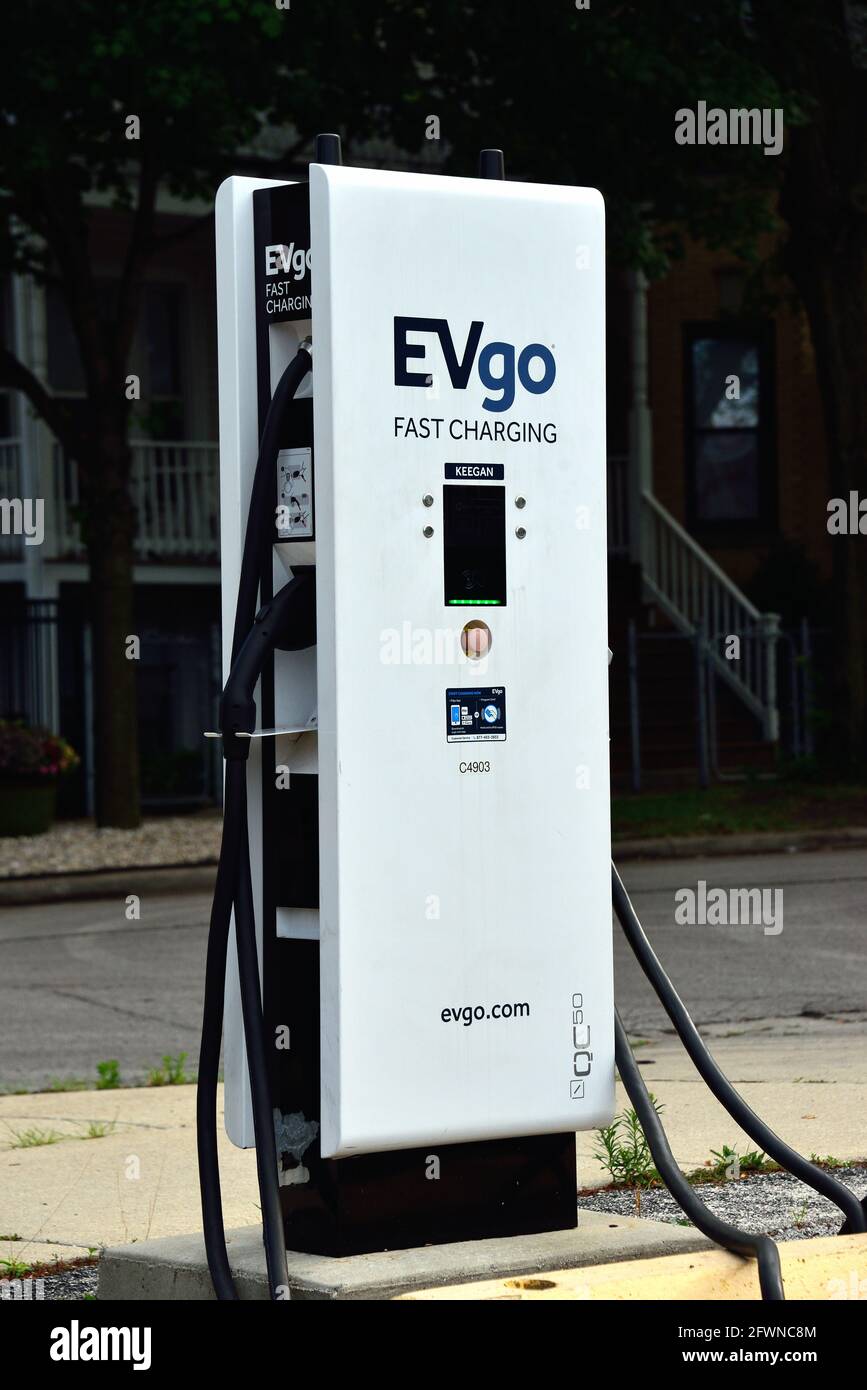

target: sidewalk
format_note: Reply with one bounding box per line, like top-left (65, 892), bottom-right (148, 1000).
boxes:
top-left (575, 1029), bottom-right (867, 1177)
top-left (0, 1084), bottom-right (257, 1270)
top-left (2, 1029), bottom-right (863, 1268)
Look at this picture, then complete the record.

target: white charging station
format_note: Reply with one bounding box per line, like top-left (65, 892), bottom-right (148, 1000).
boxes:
top-left (205, 147), bottom-right (863, 1287)
top-left (215, 161), bottom-right (613, 1167)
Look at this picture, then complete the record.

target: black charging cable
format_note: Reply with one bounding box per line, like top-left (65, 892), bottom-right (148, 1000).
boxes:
top-left (197, 344), bottom-right (312, 1301)
top-left (614, 1010), bottom-right (785, 1300)
top-left (612, 862), bottom-right (866, 1236)
top-left (197, 756), bottom-right (246, 1299)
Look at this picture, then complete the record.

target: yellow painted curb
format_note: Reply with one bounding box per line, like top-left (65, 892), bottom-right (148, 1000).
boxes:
top-left (398, 1232), bottom-right (867, 1300)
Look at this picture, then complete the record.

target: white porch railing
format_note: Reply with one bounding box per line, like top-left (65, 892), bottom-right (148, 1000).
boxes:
top-left (51, 440), bottom-right (219, 560)
top-left (641, 489), bottom-right (780, 739)
top-left (0, 439), bottom-right (23, 559)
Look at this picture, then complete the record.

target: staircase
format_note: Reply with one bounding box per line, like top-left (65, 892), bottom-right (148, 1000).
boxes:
top-left (608, 470), bottom-right (782, 789)
top-left (641, 492), bottom-right (780, 741)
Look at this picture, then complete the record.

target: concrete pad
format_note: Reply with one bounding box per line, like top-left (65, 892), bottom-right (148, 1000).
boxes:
top-left (0, 1085), bottom-right (258, 1252)
top-left (98, 1214), bottom-right (713, 1301)
top-left (402, 1232), bottom-right (867, 1301)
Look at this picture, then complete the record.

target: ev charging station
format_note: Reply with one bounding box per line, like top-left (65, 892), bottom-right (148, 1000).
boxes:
top-left (213, 143), bottom-right (612, 1246)
top-left (201, 136), bottom-right (864, 1299)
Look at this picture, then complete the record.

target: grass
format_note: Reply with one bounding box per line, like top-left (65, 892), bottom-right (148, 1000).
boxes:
top-left (80, 1121), bottom-right (116, 1140)
top-left (707, 1144), bottom-right (772, 1180)
top-left (593, 1099), bottom-right (663, 1204)
top-left (2, 1051), bottom-right (212, 1096)
top-left (611, 780), bottom-right (867, 841)
top-left (592, 1112), bottom-right (789, 1198)
top-left (685, 1143), bottom-right (779, 1185)
top-left (6, 1127), bottom-right (65, 1149)
top-left (95, 1059), bottom-right (121, 1090)
top-left (147, 1052), bottom-right (190, 1087)
top-left (2, 1253), bottom-right (98, 1280)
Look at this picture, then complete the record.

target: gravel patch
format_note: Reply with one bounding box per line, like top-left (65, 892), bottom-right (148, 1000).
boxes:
top-left (578, 1165), bottom-right (867, 1241)
top-left (1, 1261), bottom-right (99, 1301)
top-left (0, 814), bottom-right (221, 879)
top-left (42, 1262), bottom-right (100, 1300)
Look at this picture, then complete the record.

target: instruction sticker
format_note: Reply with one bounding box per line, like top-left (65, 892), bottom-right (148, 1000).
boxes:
top-left (446, 687), bottom-right (506, 742)
top-left (276, 447), bottom-right (313, 539)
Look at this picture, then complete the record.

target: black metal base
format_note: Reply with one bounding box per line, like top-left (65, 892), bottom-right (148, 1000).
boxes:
top-left (269, 941), bottom-right (577, 1256)
top-left (280, 1132), bottom-right (578, 1258)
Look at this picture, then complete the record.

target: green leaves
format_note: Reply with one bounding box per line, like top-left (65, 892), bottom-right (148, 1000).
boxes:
top-left (593, 1097), bottom-right (663, 1190)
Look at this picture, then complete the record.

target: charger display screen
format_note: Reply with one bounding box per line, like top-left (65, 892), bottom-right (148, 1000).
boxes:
top-left (442, 484), bottom-right (506, 607)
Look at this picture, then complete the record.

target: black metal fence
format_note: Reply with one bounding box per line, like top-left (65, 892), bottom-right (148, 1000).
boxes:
top-left (621, 618), bottom-right (819, 792)
top-left (0, 598), bottom-right (222, 814)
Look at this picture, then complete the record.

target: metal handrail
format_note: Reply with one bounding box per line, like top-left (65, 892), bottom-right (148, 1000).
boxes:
top-left (640, 489), bottom-right (779, 740)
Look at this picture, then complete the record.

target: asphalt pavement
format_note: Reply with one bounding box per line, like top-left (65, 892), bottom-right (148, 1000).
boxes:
top-left (0, 847), bottom-right (865, 1090)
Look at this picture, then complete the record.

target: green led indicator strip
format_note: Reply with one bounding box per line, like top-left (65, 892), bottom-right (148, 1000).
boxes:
top-left (447, 599), bottom-right (503, 606)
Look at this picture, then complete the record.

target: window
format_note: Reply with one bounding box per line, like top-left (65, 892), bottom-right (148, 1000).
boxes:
top-left (140, 284), bottom-right (185, 438)
top-left (46, 279), bottom-right (187, 438)
top-left (685, 323), bottom-right (775, 529)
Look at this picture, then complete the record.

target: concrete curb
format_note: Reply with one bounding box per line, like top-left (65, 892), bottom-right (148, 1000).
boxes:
top-left (2, 825), bottom-right (866, 905)
top-left (612, 825), bottom-right (867, 862)
top-left (98, 1216), bottom-right (713, 1301)
top-left (402, 1231), bottom-right (867, 1301)
top-left (0, 863), bottom-right (216, 906)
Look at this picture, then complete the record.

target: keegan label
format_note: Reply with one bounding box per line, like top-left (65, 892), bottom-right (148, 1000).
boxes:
top-left (445, 462), bottom-right (504, 480)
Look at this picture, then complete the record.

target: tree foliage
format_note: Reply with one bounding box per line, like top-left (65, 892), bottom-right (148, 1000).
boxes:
top-left (1, 0), bottom-right (866, 816)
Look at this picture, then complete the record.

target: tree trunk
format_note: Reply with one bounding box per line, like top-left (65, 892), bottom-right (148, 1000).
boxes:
top-left (792, 258), bottom-right (867, 768)
top-left (81, 437), bottom-right (141, 828)
top-left (779, 127), bottom-right (867, 770)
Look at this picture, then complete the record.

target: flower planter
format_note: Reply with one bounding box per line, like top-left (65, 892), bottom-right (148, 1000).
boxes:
top-left (0, 779), bottom-right (58, 836)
